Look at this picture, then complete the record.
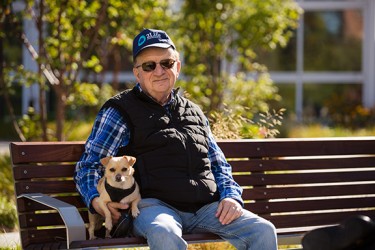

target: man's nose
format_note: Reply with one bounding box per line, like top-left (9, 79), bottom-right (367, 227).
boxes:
top-left (153, 63), bottom-right (165, 75)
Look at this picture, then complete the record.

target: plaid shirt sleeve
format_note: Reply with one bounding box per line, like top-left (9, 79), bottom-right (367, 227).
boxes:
top-left (74, 107), bottom-right (130, 211)
top-left (207, 126), bottom-right (244, 207)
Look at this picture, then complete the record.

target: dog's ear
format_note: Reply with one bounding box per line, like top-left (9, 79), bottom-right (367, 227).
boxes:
top-left (100, 156), bottom-right (112, 166)
top-left (124, 155), bottom-right (136, 166)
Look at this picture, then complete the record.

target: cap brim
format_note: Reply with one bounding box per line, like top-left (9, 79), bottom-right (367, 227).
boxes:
top-left (134, 43), bottom-right (174, 58)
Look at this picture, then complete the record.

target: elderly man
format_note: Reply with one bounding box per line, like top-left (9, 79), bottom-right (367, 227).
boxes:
top-left (74, 28), bottom-right (277, 250)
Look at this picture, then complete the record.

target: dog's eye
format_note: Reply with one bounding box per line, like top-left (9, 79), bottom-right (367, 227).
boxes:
top-left (121, 167), bottom-right (128, 172)
top-left (109, 168), bottom-right (115, 172)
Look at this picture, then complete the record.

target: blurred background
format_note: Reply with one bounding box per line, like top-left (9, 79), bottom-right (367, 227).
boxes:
top-left (1, 0), bottom-right (375, 142)
top-left (1, 0), bottom-right (375, 248)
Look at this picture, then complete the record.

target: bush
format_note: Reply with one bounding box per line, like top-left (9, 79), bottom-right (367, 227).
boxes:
top-left (209, 106), bottom-right (285, 139)
top-left (0, 196), bottom-right (17, 230)
top-left (0, 154), bottom-right (17, 231)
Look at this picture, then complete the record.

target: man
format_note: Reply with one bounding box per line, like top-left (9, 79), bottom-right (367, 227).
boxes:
top-left (74, 28), bottom-right (277, 250)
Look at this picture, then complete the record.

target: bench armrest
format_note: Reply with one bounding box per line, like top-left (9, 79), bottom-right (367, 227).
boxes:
top-left (18, 193), bottom-right (86, 249)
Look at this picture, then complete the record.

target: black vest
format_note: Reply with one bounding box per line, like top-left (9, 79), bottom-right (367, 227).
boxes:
top-left (102, 87), bottom-right (219, 212)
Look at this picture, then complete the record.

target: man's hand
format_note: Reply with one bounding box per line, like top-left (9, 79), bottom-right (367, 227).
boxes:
top-left (92, 197), bottom-right (129, 224)
top-left (216, 198), bottom-right (243, 225)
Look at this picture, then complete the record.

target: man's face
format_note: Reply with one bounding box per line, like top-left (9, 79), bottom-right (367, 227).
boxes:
top-left (133, 47), bottom-right (181, 104)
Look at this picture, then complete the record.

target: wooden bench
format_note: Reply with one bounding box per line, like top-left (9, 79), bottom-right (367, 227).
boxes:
top-left (10, 137), bottom-right (375, 249)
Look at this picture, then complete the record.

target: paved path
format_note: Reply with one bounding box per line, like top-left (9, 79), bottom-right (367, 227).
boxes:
top-left (0, 232), bottom-right (20, 249)
top-left (0, 141), bottom-right (10, 155)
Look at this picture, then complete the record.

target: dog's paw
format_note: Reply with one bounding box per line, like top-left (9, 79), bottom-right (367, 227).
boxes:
top-left (132, 208), bottom-right (140, 218)
top-left (89, 235), bottom-right (97, 240)
top-left (105, 219), bottom-right (113, 231)
top-left (105, 230), bottom-right (111, 239)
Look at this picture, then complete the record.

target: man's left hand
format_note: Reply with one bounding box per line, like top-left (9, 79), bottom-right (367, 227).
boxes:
top-left (216, 198), bottom-right (243, 225)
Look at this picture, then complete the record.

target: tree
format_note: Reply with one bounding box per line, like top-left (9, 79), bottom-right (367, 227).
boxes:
top-left (0, 1), bottom-right (27, 141)
top-left (1, 0), bottom-right (171, 141)
top-left (174, 0), bottom-right (301, 122)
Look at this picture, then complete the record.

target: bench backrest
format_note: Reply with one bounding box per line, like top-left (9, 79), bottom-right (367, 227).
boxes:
top-left (10, 137), bottom-right (375, 248)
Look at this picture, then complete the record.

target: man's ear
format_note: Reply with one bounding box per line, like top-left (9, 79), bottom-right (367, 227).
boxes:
top-left (176, 60), bottom-right (181, 75)
top-left (133, 67), bottom-right (140, 82)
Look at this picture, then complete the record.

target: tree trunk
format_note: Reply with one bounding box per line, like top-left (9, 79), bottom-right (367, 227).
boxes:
top-left (54, 85), bottom-right (66, 141)
top-left (209, 57), bottom-right (223, 114)
top-left (37, 0), bottom-right (48, 141)
top-left (112, 45), bottom-right (121, 91)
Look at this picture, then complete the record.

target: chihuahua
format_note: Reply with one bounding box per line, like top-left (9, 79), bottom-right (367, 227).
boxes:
top-left (88, 155), bottom-right (141, 239)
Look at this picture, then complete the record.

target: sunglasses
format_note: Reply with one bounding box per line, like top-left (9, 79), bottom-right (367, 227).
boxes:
top-left (135, 59), bottom-right (176, 72)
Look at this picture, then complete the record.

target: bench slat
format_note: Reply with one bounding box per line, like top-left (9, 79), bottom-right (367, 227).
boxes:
top-left (17, 196), bottom-right (85, 213)
top-left (235, 171), bottom-right (375, 186)
top-left (248, 197), bottom-right (375, 214)
top-left (243, 183), bottom-right (375, 200)
top-left (10, 142), bottom-right (85, 164)
top-left (230, 157), bottom-right (375, 172)
top-left (20, 228), bottom-right (67, 249)
top-left (219, 138), bottom-right (375, 158)
top-left (15, 180), bottom-right (76, 194)
top-left (19, 211), bottom-right (89, 228)
top-left (13, 164), bottom-right (76, 180)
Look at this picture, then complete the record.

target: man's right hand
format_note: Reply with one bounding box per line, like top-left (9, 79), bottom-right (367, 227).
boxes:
top-left (92, 197), bottom-right (129, 224)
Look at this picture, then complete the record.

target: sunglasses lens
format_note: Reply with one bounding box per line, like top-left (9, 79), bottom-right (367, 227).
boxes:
top-left (160, 59), bottom-right (175, 69)
top-left (142, 62), bottom-right (157, 72)
top-left (139, 59), bottom-right (175, 72)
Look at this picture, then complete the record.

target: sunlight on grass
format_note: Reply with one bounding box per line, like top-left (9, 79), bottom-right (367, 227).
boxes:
top-left (65, 121), bottom-right (93, 141)
top-left (288, 124), bottom-right (375, 138)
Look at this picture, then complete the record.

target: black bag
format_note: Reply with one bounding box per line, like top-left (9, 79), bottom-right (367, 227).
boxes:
top-left (302, 215), bottom-right (375, 250)
top-left (110, 209), bottom-right (133, 238)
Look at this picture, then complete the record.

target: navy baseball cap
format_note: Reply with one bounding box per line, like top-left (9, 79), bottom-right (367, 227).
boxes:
top-left (133, 28), bottom-right (176, 60)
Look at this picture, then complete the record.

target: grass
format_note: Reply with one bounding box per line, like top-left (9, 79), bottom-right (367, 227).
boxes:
top-left (287, 123), bottom-right (375, 137)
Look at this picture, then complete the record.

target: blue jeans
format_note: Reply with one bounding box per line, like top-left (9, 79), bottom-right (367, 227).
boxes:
top-left (133, 198), bottom-right (277, 250)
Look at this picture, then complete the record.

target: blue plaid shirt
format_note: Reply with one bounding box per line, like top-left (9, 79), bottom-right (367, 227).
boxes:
top-left (74, 90), bottom-right (243, 211)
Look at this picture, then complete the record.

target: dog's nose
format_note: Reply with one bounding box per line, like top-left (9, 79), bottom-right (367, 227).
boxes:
top-left (115, 174), bottom-right (122, 182)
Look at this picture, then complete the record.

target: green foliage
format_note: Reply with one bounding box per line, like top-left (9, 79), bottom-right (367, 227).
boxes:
top-left (0, 154), bottom-right (17, 231)
top-left (1, 0), bottom-right (173, 140)
top-left (1, 0), bottom-right (302, 141)
top-left (38, 0), bottom-right (172, 75)
top-left (67, 83), bottom-right (101, 108)
top-left (18, 108), bottom-right (42, 141)
top-left (175, 0), bottom-right (301, 123)
top-left (225, 72), bottom-right (281, 116)
top-left (0, 154), bottom-right (13, 200)
top-left (0, 196), bottom-right (17, 230)
top-left (2, 66), bottom-right (41, 94)
top-left (209, 105), bottom-right (285, 139)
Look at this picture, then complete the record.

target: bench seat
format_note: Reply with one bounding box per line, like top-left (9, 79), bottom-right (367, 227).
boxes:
top-left (10, 137), bottom-right (375, 249)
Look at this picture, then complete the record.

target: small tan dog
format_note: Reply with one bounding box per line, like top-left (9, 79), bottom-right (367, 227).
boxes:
top-left (88, 155), bottom-right (141, 239)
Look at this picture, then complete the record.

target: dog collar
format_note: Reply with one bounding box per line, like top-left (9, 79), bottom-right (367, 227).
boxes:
top-left (104, 179), bottom-right (136, 203)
